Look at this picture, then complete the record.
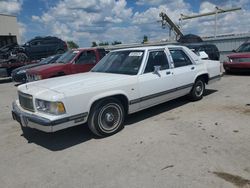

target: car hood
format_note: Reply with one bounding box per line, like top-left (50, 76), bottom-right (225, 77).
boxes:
top-left (13, 63), bottom-right (44, 73)
top-left (27, 63), bottom-right (66, 74)
top-left (19, 72), bottom-right (133, 96)
top-left (228, 52), bottom-right (250, 59)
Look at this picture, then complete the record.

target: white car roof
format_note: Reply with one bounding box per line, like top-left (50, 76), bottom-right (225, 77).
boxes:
top-left (112, 45), bottom-right (184, 52)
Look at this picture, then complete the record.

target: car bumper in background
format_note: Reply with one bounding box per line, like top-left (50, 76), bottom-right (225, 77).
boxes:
top-left (223, 62), bottom-right (250, 72)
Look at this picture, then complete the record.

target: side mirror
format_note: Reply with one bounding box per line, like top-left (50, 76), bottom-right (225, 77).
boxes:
top-left (198, 51), bottom-right (209, 60)
top-left (153, 65), bottom-right (161, 76)
top-left (232, 49), bottom-right (236, 53)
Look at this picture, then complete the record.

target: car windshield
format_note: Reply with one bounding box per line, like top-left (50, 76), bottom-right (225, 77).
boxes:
top-left (39, 55), bottom-right (59, 64)
top-left (236, 43), bottom-right (250, 52)
top-left (91, 50), bottom-right (144, 75)
top-left (55, 50), bottom-right (78, 64)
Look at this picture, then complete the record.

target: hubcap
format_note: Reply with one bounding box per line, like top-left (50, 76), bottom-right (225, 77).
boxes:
top-left (195, 81), bottom-right (204, 97)
top-left (105, 113), bottom-right (114, 122)
top-left (98, 103), bottom-right (122, 133)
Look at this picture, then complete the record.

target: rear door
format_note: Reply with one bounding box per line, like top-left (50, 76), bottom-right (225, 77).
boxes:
top-left (71, 50), bottom-right (97, 73)
top-left (26, 39), bottom-right (43, 59)
top-left (169, 48), bottom-right (198, 95)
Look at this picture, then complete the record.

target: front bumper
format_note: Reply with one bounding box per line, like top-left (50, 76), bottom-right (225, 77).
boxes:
top-left (223, 62), bottom-right (250, 71)
top-left (12, 72), bottom-right (26, 83)
top-left (12, 101), bottom-right (88, 132)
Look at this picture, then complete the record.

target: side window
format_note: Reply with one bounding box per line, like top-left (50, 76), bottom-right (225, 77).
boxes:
top-left (144, 51), bottom-right (169, 73)
top-left (30, 40), bottom-right (41, 46)
top-left (75, 51), bottom-right (96, 64)
top-left (42, 39), bottom-right (56, 45)
top-left (170, 50), bottom-right (192, 68)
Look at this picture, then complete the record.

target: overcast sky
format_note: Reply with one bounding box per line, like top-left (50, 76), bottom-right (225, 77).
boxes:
top-left (0, 0), bottom-right (249, 46)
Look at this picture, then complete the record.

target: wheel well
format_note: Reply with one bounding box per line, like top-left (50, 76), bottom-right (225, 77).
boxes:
top-left (196, 74), bottom-right (209, 84)
top-left (90, 94), bottom-right (129, 115)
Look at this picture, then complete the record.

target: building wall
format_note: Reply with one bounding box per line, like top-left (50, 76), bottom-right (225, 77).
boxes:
top-left (0, 14), bottom-right (20, 45)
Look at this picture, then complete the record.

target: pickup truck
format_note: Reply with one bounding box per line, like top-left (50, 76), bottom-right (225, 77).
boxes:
top-left (26, 48), bottom-right (106, 81)
top-left (12, 45), bottom-right (221, 137)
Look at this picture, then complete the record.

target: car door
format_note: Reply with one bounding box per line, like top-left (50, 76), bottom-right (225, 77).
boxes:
top-left (27, 39), bottom-right (43, 59)
top-left (71, 50), bottom-right (97, 73)
top-left (169, 48), bottom-right (198, 96)
top-left (137, 49), bottom-right (175, 109)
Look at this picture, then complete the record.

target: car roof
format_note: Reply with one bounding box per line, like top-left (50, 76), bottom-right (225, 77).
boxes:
top-left (111, 45), bottom-right (184, 52)
top-left (71, 47), bottom-right (105, 51)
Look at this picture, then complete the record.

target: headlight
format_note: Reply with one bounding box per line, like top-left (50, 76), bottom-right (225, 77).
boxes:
top-left (228, 58), bottom-right (233, 63)
top-left (35, 99), bottom-right (66, 115)
top-left (17, 69), bottom-right (26, 74)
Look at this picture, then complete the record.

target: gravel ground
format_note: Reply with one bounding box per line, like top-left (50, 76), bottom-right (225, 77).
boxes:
top-left (0, 74), bottom-right (250, 188)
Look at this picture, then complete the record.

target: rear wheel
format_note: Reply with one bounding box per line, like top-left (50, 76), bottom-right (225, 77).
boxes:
top-left (189, 78), bottom-right (205, 101)
top-left (225, 69), bottom-right (231, 74)
top-left (17, 53), bottom-right (28, 62)
top-left (88, 98), bottom-right (125, 137)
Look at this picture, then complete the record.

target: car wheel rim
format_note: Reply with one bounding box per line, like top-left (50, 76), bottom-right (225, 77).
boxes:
top-left (98, 103), bottom-right (122, 133)
top-left (195, 81), bottom-right (204, 97)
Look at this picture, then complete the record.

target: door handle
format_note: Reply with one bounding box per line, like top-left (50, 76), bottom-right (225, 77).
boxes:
top-left (166, 71), bottom-right (171, 75)
top-left (191, 67), bottom-right (195, 70)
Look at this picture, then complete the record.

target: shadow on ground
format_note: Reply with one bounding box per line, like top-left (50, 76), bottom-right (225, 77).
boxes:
top-left (22, 89), bottom-right (217, 151)
top-left (0, 77), bottom-right (12, 84)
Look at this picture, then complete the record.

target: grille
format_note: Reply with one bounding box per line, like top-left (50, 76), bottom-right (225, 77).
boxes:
top-left (18, 92), bottom-right (34, 112)
top-left (27, 74), bottom-right (34, 82)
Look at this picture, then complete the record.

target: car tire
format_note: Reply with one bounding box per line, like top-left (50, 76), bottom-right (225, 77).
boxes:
top-left (17, 53), bottom-right (28, 62)
top-left (225, 69), bottom-right (231, 74)
top-left (189, 78), bottom-right (205, 101)
top-left (88, 98), bottom-right (125, 137)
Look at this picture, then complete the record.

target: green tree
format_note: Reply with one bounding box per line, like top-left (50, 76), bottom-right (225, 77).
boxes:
top-left (99, 42), bottom-right (109, 46)
top-left (91, 41), bottom-right (97, 47)
top-left (67, 41), bottom-right (79, 49)
top-left (142, 35), bottom-right (148, 43)
top-left (112, 41), bottom-right (122, 45)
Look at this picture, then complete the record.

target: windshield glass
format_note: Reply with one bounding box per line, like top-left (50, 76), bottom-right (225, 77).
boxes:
top-left (91, 50), bottom-right (144, 75)
top-left (236, 43), bottom-right (250, 52)
top-left (55, 50), bottom-right (78, 64)
top-left (39, 55), bottom-right (61, 65)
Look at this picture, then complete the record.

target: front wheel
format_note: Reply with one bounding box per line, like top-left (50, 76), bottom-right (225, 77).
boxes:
top-left (189, 78), bottom-right (205, 101)
top-left (88, 98), bottom-right (125, 137)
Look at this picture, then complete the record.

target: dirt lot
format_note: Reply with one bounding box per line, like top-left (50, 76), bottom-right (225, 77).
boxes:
top-left (0, 74), bottom-right (250, 188)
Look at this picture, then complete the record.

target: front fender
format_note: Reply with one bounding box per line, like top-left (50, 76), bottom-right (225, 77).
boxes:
top-left (87, 90), bottom-right (129, 112)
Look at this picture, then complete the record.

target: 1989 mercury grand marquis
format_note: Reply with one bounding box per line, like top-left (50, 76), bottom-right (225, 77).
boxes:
top-left (12, 45), bottom-right (221, 137)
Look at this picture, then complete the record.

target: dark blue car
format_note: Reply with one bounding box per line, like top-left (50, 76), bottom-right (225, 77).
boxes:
top-left (11, 54), bottom-right (61, 83)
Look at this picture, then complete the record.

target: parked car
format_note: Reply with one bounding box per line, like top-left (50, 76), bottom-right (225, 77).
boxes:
top-left (0, 43), bottom-right (18, 60)
top-left (21, 36), bottom-right (68, 60)
top-left (11, 54), bottom-right (61, 83)
top-left (26, 48), bottom-right (106, 82)
top-left (0, 59), bottom-right (38, 78)
top-left (184, 43), bottom-right (220, 61)
top-left (12, 45), bottom-right (221, 137)
top-left (223, 42), bottom-right (250, 73)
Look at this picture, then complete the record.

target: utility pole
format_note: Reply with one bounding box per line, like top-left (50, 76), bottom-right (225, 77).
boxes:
top-left (180, 7), bottom-right (241, 38)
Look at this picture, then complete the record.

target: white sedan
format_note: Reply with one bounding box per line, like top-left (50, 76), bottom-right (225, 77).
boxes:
top-left (12, 45), bottom-right (221, 137)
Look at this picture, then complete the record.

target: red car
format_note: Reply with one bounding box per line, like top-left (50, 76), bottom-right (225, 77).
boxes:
top-left (26, 48), bottom-right (106, 81)
top-left (223, 42), bottom-right (250, 73)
